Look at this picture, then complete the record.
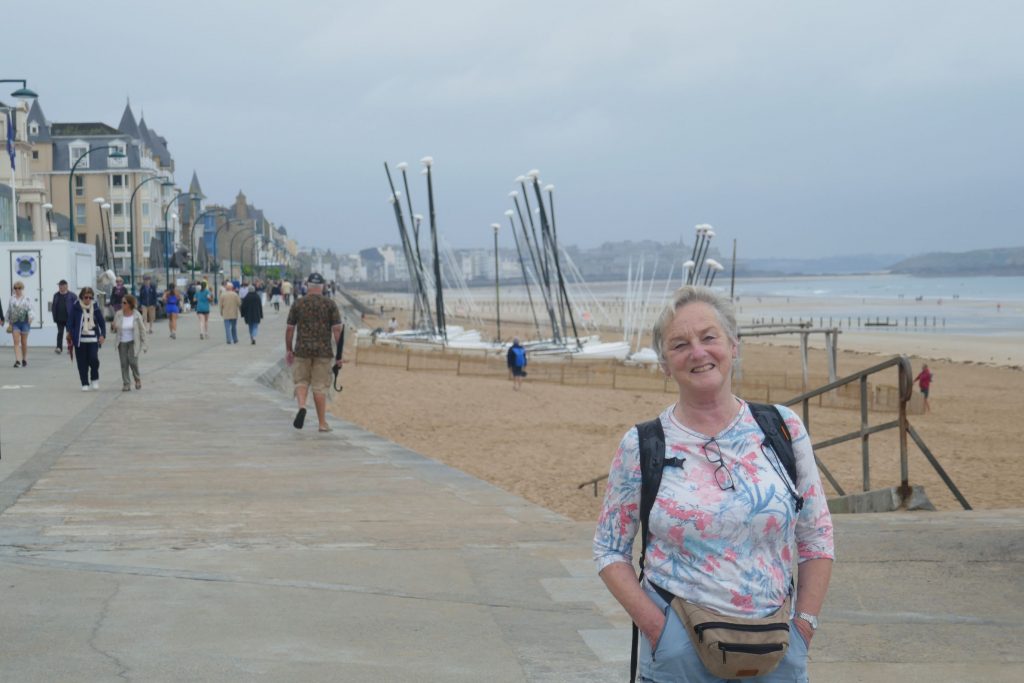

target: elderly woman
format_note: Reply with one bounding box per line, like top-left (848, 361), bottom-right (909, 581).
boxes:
top-left (111, 294), bottom-right (147, 391)
top-left (67, 287), bottom-right (107, 391)
top-left (594, 286), bottom-right (834, 682)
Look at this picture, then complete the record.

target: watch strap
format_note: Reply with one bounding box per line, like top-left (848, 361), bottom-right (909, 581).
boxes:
top-left (795, 611), bottom-right (819, 630)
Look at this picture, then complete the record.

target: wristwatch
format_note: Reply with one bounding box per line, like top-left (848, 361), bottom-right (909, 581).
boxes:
top-left (795, 612), bottom-right (819, 630)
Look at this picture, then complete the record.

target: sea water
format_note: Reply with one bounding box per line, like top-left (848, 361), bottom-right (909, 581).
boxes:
top-left (456, 274), bottom-right (1024, 337)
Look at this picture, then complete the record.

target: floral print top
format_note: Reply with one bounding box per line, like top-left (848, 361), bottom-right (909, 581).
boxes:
top-left (594, 401), bottom-right (835, 618)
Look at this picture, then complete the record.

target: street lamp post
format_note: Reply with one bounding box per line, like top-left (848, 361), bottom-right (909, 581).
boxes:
top-left (239, 233), bottom-right (258, 282)
top-left (162, 191), bottom-right (194, 289)
top-left (229, 227), bottom-right (253, 281)
top-left (189, 208), bottom-right (230, 285)
top-left (92, 197), bottom-right (107, 267)
top-left (67, 146), bottom-right (126, 242)
top-left (42, 202), bottom-right (54, 240)
top-left (491, 223), bottom-right (501, 342)
top-left (211, 215), bottom-right (234, 302)
top-left (100, 203), bottom-right (113, 269)
top-left (128, 175), bottom-right (172, 294)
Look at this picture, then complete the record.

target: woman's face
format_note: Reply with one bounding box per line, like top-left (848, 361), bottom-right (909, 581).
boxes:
top-left (661, 302), bottom-right (736, 400)
top-left (122, 301), bottom-right (134, 315)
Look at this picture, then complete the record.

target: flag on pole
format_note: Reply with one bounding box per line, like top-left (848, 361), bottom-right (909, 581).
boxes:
top-left (5, 113), bottom-right (14, 170)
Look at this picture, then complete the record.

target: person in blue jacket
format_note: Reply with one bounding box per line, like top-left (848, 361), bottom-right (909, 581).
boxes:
top-left (66, 287), bottom-right (107, 391)
top-left (137, 275), bottom-right (159, 333)
top-left (506, 338), bottom-right (527, 391)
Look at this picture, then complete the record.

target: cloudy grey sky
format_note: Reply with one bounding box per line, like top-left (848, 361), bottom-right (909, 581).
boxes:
top-left (6, 0), bottom-right (1022, 258)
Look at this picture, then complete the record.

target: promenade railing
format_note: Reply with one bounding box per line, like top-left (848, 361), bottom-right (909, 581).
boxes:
top-left (576, 354), bottom-right (970, 511)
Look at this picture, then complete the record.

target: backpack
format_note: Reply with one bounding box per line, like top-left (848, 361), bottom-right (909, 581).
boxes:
top-left (511, 346), bottom-right (526, 367)
top-left (628, 402), bottom-right (803, 683)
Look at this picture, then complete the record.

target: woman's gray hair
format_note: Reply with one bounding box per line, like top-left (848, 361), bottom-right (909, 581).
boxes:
top-left (652, 286), bottom-right (739, 363)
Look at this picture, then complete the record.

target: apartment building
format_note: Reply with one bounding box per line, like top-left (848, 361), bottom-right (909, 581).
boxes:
top-left (27, 100), bottom-right (179, 284)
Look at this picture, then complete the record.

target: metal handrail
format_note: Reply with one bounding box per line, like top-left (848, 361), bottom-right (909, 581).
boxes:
top-left (579, 354), bottom-right (971, 510)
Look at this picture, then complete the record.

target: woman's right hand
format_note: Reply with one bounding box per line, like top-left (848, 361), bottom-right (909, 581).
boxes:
top-left (643, 612), bottom-right (668, 646)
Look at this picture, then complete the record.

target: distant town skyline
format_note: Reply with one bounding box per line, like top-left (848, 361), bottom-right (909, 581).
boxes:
top-left (5, 1), bottom-right (1022, 258)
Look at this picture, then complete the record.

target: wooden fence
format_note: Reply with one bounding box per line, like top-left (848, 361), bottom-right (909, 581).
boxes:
top-left (352, 341), bottom-right (910, 412)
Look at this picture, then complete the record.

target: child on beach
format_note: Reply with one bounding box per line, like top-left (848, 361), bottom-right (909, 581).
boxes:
top-left (914, 364), bottom-right (933, 413)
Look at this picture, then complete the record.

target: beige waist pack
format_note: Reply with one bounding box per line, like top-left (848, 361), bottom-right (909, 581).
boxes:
top-left (669, 595), bottom-right (791, 679)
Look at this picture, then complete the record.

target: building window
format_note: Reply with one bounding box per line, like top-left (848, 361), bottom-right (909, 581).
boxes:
top-left (76, 203), bottom-right (86, 223)
top-left (31, 150), bottom-right (38, 160)
top-left (29, 122), bottom-right (39, 136)
top-left (112, 203), bottom-right (125, 217)
top-left (112, 174), bottom-right (125, 187)
top-left (109, 142), bottom-right (128, 168)
top-left (70, 144), bottom-right (89, 169)
top-left (75, 176), bottom-right (84, 197)
top-left (78, 234), bottom-right (87, 244)
top-left (142, 203), bottom-right (150, 217)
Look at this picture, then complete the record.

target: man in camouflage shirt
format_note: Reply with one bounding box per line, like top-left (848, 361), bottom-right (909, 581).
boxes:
top-left (285, 273), bottom-right (343, 432)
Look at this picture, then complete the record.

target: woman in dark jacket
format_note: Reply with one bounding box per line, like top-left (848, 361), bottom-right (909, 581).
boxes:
top-left (240, 287), bottom-right (264, 345)
top-left (66, 287), bottom-right (107, 391)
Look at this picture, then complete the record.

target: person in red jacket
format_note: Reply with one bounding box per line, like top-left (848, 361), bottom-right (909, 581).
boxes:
top-left (914, 364), bottom-right (933, 413)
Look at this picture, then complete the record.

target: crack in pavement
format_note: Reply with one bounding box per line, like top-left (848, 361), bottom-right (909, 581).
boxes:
top-left (0, 552), bottom-right (591, 615)
top-left (87, 580), bottom-right (131, 681)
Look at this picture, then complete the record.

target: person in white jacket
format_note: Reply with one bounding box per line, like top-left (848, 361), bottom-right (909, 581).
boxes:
top-left (7, 281), bottom-right (35, 368)
top-left (110, 294), bottom-right (148, 391)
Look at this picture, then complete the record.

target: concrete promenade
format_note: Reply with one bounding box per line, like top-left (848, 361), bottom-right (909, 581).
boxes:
top-left (1, 305), bottom-right (1022, 682)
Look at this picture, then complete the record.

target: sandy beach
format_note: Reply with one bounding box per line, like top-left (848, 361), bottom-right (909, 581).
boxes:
top-left (330, 292), bottom-right (1024, 522)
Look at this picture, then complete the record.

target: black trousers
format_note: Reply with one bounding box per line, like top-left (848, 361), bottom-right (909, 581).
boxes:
top-left (56, 321), bottom-right (67, 349)
top-left (75, 343), bottom-right (100, 386)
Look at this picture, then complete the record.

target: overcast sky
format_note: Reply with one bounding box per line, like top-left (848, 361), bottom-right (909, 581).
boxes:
top-left (6, 1), bottom-right (1022, 258)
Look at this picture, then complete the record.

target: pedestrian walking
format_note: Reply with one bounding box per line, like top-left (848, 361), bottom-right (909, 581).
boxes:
top-left (220, 282), bottom-right (242, 344)
top-left (241, 285), bottom-right (264, 344)
top-left (914, 364), bottom-right (933, 413)
top-left (51, 279), bottom-right (78, 354)
top-left (285, 273), bottom-right (343, 432)
top-left (138, 275), bottom-right (159, 333)
top-left (7, 281), bottom-right (35, 367)
top-left (109, 277), bottom-right (127, 312)
top-left (270, 281), bottom-right (282, 312)
top-left (506, 337), bottom-right (528, 390)
top-left (281, 279), bottom-right (293, 306)
top-left (67, 287), bottom-right (106, 391)
top-left (162, 284), bottom-right (183, 339)
top-left (195, 281), bottom-right (212, 339)
top-left (111, 294), bottom-right (147, 391)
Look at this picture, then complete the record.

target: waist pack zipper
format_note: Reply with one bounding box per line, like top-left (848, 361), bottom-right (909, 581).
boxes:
top-left (717, 642), bottom-right (786, 660)
top-left (695, 622), bottom-right (789, 643)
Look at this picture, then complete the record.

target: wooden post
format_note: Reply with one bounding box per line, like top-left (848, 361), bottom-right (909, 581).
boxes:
top-left (800, 332), bottom-right (809, 389)
top-left (825, 331), bottom-right (837, 383)
top-left (860, 375), bottom-right (870, 492)
top-left (406, 349), bottom-right (412, 371)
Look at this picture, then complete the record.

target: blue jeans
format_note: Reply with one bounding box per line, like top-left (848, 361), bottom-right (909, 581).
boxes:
top-left (248, 322), bottom-right (259, 340)
top-left (224, 319), bottom-right (238, 344)
top-left (639, 583), bottom-right (809, 683)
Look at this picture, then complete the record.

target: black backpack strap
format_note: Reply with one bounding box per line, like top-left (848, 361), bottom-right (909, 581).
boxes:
top-left (631, 418), bottom-right (672, 683)
top-left (748, 402), bottom-right (804, 512)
